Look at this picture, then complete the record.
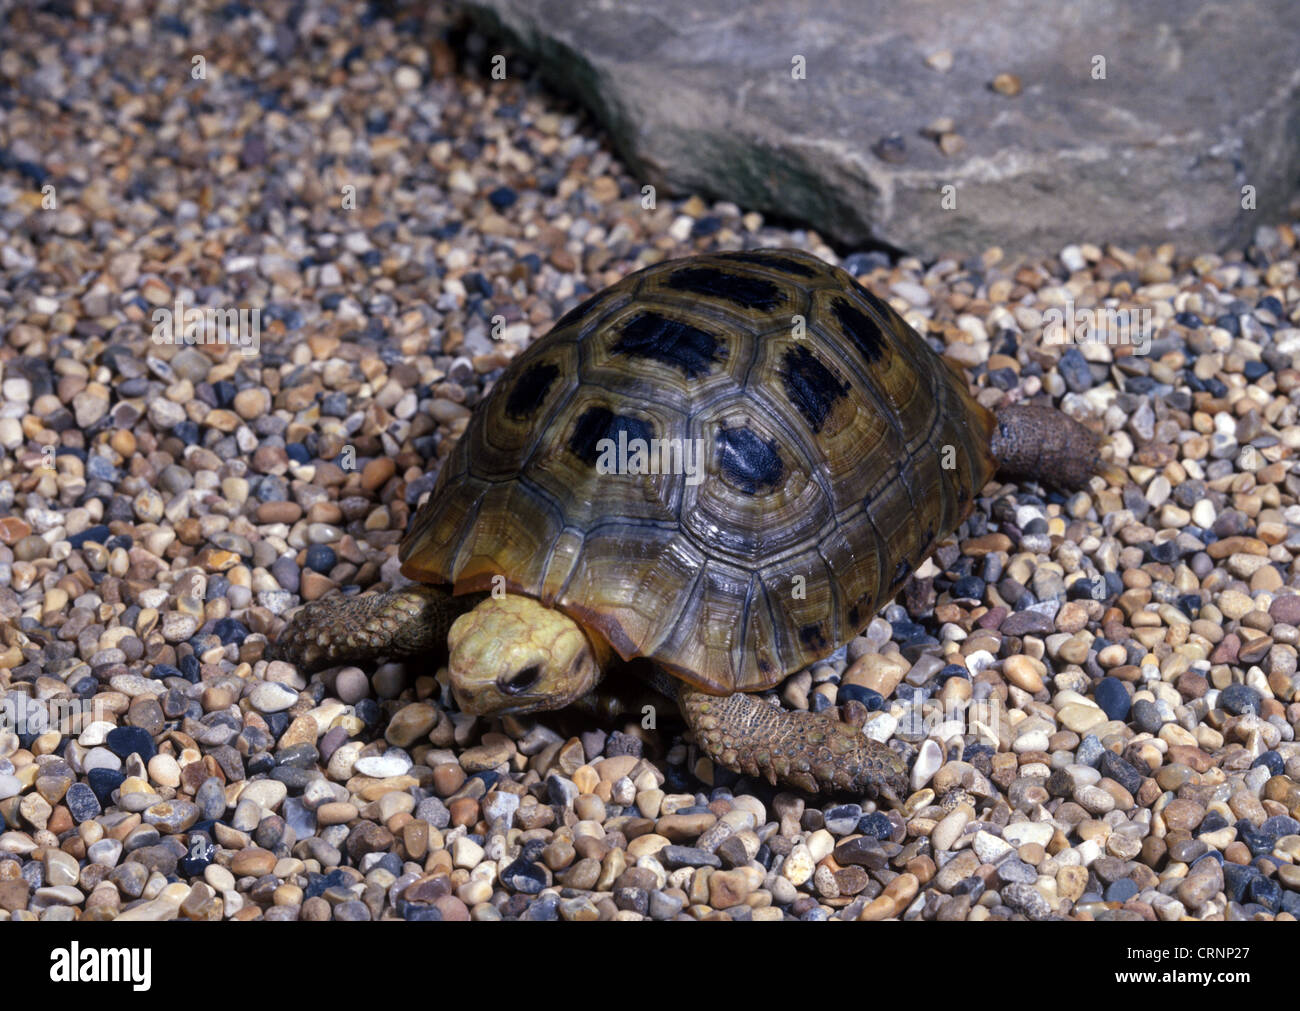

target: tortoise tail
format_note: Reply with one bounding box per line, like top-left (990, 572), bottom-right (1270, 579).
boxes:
top-left (989, 403), bottom-right (1117, 489)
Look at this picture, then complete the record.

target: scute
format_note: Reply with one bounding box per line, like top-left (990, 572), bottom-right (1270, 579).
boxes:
top-left (400, 249), bottom-right (997, 694)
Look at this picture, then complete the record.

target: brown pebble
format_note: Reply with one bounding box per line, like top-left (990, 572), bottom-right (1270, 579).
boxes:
top-left (0, 517), bottom-right (32, 545)
top-left (1139, 836), bottom-right (1167, 869)
top-left (656, 812), bottom-right (717, 841)
top-left (1161, 798), bottom-right (1207, 832)
top-left (906, 855), bottom-right (936, 884)
top-left (433, 895), bottom-right (470, 921)
top-left (1223, 841), bottom-right (1252, 864)
top-left (1167, 745), bottom-right (1215, 773)
top-left (991, 72), bottom-right (1022, 96)
top-left (257, 501), bottom-right (303, 524)
top-left (402, 820), bottom-right (430, 861)
top-left (447, 797), bottom-right (479, 828)
top-left (231, 847), bottom-right (277, 877)
top-left (362, 457), bottom-right (397, 492)
top-left (963, 533), bottom-right (1012, 556)
top-left (432, 763), bottom-right (466, 797)
top-left (346, 821), bottom-right (395, 861)
top-left (299, 570), bottom-right (336, 601)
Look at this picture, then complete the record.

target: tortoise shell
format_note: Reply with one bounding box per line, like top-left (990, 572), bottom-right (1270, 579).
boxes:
top-left (401, 249), bottom-right (998, 694)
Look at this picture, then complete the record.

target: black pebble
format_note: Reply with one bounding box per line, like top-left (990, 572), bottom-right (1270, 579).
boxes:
top-left (354, 699), bottom-right (381, 727)
top-left (213, 618), bottom-right (248, 646)
top-left (1252, 751), bottom-right (1284, 776)
top-left (488, 186), bottom-right (517, 210)
top-left (856, 812), bottom-right (892, 839)
top-left (1098, 750), bottom-right (1143, 796)
top-left (67, 525), bottom-right (111, 548)
top-left (265, 712), bottom-right (290, 738)
top-left (305, 869), bottom-right (349, 900)
top-left (275, 744), bottom-right (319, 769)
top-left (65, 783), bottom-right (101, 822)
top-left (1236, 825), bottom-right (1274, 858)
top-left (837, 683), bottom-right (883, 710)
top-left (1058, 347), bottom-right (1093, 392)
top-left (501, 860), bottom-right (547, 895)
top-left (179, 655), bottom-right (201, 682)
top-left (106, 726), bottom-right (156, 761)
top-left (1247, 875), bottom-right (1281, 911)
top-left (1215, 314), bottom-right (1241, 336)
top-left (1129, 699), bottom-right (1164, 734)
top-left (1222, 863), bottom-right (1258, 903)
top-left (1261, 815), bottom-right (1300, 837)
top-left (522, 895), bottom-right (559, 921)
top-left (269, 766), bottom-right (315, 790)
top-left (1219, 683), bottom-right (1261, 715)
top-left (1196, 811), bottom-right (1230, 836)
top-left (1148, 540), bottom-right (1183, 564)
top-left (1257, 295), bottom-right (1284, 317)
top-left (86, 769), bottom-right (125, 807)
top-left (1094, 677), bottom-right (1130, 721)
top-left (691, 216), bottom-right (722, 237)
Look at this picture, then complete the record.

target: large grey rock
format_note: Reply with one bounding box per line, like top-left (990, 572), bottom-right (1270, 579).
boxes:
top-left (462, 0), bottom-right (1300, 256)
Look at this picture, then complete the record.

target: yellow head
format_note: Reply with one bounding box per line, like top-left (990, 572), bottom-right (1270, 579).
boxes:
top-left (446, 594), bottom-right (601, 715)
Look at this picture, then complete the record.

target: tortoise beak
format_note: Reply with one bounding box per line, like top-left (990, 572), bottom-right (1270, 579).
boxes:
top-left (451, 683), bottom-right (524, 717)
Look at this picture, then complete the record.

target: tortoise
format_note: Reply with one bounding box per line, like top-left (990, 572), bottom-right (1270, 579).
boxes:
top-left (269, 248), bottom-right (1106, 805)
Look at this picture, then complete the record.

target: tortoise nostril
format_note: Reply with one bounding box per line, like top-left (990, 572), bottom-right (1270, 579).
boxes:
top-left (500, 664), bottom-right (541, 696)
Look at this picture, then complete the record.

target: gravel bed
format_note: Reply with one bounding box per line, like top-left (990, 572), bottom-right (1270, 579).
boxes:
top-left (1, 0), bottom-right (1299, 921)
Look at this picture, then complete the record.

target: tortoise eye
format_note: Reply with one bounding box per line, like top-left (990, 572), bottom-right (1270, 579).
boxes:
top-left (500, 664), bottom-right (541, 695)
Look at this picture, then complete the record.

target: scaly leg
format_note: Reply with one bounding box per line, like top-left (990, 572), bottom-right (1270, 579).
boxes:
top-left (267, 584), bottom-right (476, 672)
top-left (676, 685), bottom-right (907, 804)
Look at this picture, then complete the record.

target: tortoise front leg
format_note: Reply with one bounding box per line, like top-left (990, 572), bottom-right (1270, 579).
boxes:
top-left (677, 685), bottom-right (907, 805)
top-left (267, 584), bottom-right (476, 672)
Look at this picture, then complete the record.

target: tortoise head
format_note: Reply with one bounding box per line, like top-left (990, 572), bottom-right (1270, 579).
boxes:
top-left (446, 594), bottom-right (601, 716)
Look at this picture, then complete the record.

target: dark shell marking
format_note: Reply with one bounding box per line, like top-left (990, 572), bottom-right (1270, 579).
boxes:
top-left (567, 406), bottom-right (654, 466)
top-left (716, 426), bottom-right (784, 494)
top-left (778, 344), bottom-right (850, 434)
top-left (505, 361), bottom-right (560, 421)
top-left (612, 311), bottom-right (724, 378)
top-left (714, 250), bottom-right (820, 277)
top-left (665, 266), bottom-right (786, 311)
top-left (830, 296), bottom-right (888, 364)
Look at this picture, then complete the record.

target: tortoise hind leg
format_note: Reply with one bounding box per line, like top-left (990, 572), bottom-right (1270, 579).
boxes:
top-left (676, 685), bottom-right (907, 805)
top-left (267, 584), bottom-right (473, 672)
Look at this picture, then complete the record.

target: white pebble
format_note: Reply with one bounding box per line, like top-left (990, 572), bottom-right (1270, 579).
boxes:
top-left (353, 753), bottom-right (412, 778)
top-left (910, 739), bottom-right (943, 790)
top-left (249, 682), bottom-right (298, 713)
top-left (1002, 821), bottom-right (1053, 848)
top-left (451, 836), bottom-right (484, 869)
top-left (781, 843), bottom-right (814, 886)
top-left (972, 830), bottom-right (1014, 864)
